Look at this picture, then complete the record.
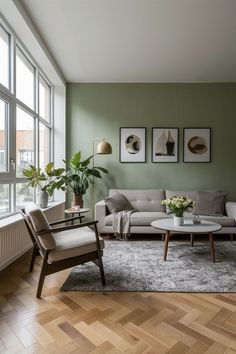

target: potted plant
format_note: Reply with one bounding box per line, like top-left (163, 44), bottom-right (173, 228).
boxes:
top-left (23, 163), bottom-right (65, 208)
top-left (62, 151), bottom-right (108, 208)
top-left (161, 196), bottom-right (194, 226)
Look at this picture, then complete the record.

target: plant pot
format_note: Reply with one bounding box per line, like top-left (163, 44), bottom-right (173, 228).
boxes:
top-left (71, 194), bottom-right (84, 208)
top-left (37, 190), bottom-right (49, 208)
top-left (174, 215), bottom-right (184, 226)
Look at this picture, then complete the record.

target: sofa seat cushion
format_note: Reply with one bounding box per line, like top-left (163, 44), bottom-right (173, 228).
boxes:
top-left (184, 213), bottom-right (235, 227)
top-left (48, 227), bottom-right (104, 263)
top-left (105, 212), bottom-right (170, 227)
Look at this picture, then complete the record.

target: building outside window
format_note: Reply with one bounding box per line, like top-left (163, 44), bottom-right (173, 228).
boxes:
top-left (0, 18), bottom-right (53, 217)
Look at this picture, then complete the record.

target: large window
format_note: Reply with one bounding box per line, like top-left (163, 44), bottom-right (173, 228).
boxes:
top-left (0, 20), bottom-right (53, 217)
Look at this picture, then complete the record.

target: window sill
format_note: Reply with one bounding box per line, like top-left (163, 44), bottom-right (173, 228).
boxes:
top-left (0, 201), bottom-right (65, 229)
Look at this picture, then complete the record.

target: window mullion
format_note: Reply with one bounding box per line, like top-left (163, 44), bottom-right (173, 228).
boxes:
top-left (38, 116), bottom-right (52, 129)
top-left (9, 99), bottom-right (16, 180)
top-left (35, 67), bottom-right (39, 170)
top-left (51, 86), bottom-right (54, 163)
top-left (35, 115), bottom-right (39, 170)
top-left (15, 98), bottom-right (37, 118)
top-left (11, 183), bottom-right (15, 212)
top-left (11, 31), bottom-right (15, 95)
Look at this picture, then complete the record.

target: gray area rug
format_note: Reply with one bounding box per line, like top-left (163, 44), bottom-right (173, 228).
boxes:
top-left (61, 240), bottom-right (236, 292)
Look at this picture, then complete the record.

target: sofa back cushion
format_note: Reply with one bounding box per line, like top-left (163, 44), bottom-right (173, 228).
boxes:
top-left (109, 189), bottom-right (166, 212)
top-left (165, 190), bottom-right (198, 214)
top-left (193, 191), bottom-right (227, 216)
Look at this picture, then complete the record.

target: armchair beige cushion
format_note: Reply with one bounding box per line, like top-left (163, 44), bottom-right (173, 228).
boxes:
top-left (49, 227), bottom-right (105, 262)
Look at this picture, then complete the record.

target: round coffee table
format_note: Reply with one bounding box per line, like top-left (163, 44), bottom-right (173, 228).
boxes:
top-left (151, 218), bottom-right (222, 262)
top-left (65, 208), bottom-right (90, 224)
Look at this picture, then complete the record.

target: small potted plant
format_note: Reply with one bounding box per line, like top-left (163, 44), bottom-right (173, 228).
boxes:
top-left (62, 151), bottom-right (108, 208)
top-left (23, 163), bottom-right (65, 208)
top-left (162, 196), bottom-right (194, 226)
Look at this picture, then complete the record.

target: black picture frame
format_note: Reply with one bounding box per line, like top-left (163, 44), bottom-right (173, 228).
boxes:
top-left (119, 127), bottom-right (146, 163)
top-left (183, 128), bottom-right (211, 163)
top-left (152, 127), bottom-right (179, 163)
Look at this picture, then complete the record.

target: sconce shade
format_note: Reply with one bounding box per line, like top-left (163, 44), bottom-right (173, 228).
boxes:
top-left (96, 139), bottom-right (112, 155)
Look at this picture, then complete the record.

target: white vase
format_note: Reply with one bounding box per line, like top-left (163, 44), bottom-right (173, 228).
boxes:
top-left (37, 190), bottom-right (48, 208)
top-left (174, 215), bottom-right (184, 226)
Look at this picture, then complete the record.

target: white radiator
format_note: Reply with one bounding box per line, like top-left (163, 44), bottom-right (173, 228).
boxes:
top-left (0, 202), bottom-right (65, 271)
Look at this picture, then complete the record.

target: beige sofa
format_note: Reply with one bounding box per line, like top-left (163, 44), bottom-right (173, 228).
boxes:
top-left (95, 189), bottom-right (236, 236)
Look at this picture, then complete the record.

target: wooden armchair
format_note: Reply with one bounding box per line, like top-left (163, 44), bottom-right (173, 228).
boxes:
top-left (21, 205), bottom-right (105, 298)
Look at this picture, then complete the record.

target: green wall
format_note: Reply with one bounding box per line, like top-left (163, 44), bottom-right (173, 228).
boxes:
top-left (66, 83), bottom-right (236, 208)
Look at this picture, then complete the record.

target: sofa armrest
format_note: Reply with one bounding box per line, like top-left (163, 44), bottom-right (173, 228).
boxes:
top-left (225, 202), bottom-right (236, 219)
top-left (95, 200), bottom-right (109, 234)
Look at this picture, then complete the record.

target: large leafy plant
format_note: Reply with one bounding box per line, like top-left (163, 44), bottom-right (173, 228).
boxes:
top-left (62, 151), bottom-right (108, 195)
top-left (23, 163), bottom-right (65, 196)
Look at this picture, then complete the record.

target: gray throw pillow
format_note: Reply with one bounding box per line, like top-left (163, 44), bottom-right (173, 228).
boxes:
top-left (193, 191), bottom-right (227, 216)
top-left (105, 192), bottom-right (133, 214)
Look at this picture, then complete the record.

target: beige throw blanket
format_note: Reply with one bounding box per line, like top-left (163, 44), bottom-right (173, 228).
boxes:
top-left (112, 210), bottom-right (134, 241)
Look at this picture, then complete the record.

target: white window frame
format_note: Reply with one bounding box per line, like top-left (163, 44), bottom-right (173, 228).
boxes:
top-left (0, 16), bottom-right (54, 218)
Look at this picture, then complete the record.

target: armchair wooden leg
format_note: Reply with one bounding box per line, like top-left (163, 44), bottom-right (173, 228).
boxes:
top-left (94, 224), bottom-right (106, 286)
top-left (29, 243), bottom-right (39, 272)
top-left (36, 252), bottom-right (48, 298)
top-left (98, 256), bottom-right (106, 286)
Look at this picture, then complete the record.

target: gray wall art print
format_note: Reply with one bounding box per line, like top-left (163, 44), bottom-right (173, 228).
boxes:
top-left (184, 128), bottom-right (211, 162)
top-left (152, 128), bottom-right (179, 163)
top-left (120, 127), bottom-right (146, 163)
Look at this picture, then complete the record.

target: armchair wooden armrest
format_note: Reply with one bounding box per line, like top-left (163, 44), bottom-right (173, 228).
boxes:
top-left (36, 220), bottom-right (99, 236)
top-left (51, 220), bottom-right (99, 233)
top-left (49, 215), bottom-right (85, 226)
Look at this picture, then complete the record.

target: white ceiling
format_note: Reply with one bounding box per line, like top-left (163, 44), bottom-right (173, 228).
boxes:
top-left (20, 0), bottom-right (236, 83)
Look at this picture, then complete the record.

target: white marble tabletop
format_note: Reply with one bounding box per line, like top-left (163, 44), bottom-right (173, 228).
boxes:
top-left (151, 218), bottom-right (222, 233)
top-left (65, 208), bottom-right (90, 214)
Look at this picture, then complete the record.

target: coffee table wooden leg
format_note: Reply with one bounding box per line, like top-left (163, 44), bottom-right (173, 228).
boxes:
top-left (209, 233), bottom-right (215, 262)
top-left (190, 233), bottom-right (194, 247)
top-left (163, 230), bottom-right (170, 261)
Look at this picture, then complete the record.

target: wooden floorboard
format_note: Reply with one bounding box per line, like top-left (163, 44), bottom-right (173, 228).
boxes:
top-left (0, 251), bottom-right (235, 353)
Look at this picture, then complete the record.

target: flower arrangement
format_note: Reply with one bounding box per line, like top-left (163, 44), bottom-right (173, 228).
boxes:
top-left (161, 196), bottom-right (194, 217)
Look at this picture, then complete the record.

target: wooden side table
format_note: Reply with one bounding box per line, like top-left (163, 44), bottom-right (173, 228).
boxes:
top-left (65, 208), bottom-right (90, 224)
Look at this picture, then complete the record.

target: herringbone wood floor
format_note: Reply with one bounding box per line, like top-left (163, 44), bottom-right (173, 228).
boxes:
top-left (0, 251), bottom-right (235, 354)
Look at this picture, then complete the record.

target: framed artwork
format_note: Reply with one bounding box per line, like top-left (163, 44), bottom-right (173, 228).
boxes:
top-left (120, 127), bottom-right (146, 163)
top-left (152, 128), bottom-right (179, 163)
top-left (183, 128), bottom-right (211, 162)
